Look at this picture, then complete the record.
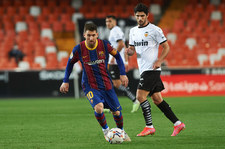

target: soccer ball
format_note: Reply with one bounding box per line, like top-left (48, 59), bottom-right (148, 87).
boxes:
top-left (106, 128), bottom-right (124, 144)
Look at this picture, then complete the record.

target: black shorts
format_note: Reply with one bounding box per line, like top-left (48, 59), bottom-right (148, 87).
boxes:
top-left (108, 64), bottom-right (120, 80)
top-left (137, 71), bottom-right (165, 96)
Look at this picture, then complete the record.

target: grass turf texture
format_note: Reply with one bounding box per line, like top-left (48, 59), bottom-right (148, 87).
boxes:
top-left (0, 96), bottom-right (225, 149)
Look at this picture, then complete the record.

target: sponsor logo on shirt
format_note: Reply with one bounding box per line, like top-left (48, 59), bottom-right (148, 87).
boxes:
top-left (134, 40), bottom-right (148, 46)
top-left (84, 59), bottom-right (105, 65)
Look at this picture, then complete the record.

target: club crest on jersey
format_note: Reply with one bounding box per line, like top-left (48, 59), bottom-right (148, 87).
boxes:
top-left (98, 51), bottom-right (104, 57)
top-left (144, 32), bottom-right (149, 37)
top-left (70, 52), bottom-right (73, 59)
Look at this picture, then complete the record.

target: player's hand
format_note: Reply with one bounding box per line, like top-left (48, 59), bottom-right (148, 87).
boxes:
top-left (110, 57), bottom-right (115, 64)
top-left (60, 82), bottom-right (69, 93)
top-left (120, 75), bottom-right (129, 87)
top-left (153, 60), bottom-right (161, 70)
top-left (125, 47), bottom-right (134, 56)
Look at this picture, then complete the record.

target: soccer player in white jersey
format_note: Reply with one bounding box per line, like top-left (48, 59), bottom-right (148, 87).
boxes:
top-left (105, 15), bottom-right (140, 113)
top-left (126, 3), bottom-right (185, 136)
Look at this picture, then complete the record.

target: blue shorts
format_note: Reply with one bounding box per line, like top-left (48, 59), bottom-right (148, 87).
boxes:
top-left (84, 88), bottom-right (122, 112)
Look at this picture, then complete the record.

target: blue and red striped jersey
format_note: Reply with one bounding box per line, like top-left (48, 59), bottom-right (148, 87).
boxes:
top-left (63, 39), bottom-right (117, 90)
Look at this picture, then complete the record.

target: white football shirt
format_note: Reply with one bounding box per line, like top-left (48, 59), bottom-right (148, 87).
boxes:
top-left (129, 23), bottom-right (167, 75)
top-left (108, 26), bottom-right (125, 64)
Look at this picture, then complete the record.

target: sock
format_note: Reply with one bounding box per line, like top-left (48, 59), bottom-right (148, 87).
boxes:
top-left (118, 85), bottom-right (136, 102)
top-left (94, 111), bottom-right (108, 129)
top-left (146, 125), bottom-right (154, 128)
top-left (174, 121), bottom-right (182, 126)
top-left (113, 111), bottom-right (123, 129)
top-left (157, 100), bottom-right (179, 124)
top-left (140, 100), bottom-right (153, 126)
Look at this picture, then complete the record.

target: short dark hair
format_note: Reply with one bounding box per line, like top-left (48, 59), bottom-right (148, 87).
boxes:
top-left (106, 15), bottom-right (116, 20)
top-left (84, 22), bottom-right (97, 32)
top-left (134, 3), bottom-right (149, 15)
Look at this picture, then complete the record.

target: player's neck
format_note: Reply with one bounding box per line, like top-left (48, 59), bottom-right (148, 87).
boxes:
top-left (85, 40), bottom-right (98, 50)
top-left (138, 22), bottom-right (149, 28)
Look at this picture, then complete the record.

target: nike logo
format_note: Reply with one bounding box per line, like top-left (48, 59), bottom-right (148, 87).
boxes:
top-left (139, 83), bottom-right (143, 87)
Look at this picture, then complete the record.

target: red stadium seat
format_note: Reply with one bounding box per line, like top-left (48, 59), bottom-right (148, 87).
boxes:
top-left (41, 7), bottom-right (53, 16)
top-left (52, 21), bottom-right (63, 32)
top-left (24, 0), bottom-right (35, 7)
top-left (13, 0), bottom-right (24, 6)
top-left (60, 14), bottom-right (71, 24)
top-left (48, 14), bottom-right (59, 24)
top-left (65, 22), bottom-right (75, 32)
top-left (18, 6), bottom-right (29, 16)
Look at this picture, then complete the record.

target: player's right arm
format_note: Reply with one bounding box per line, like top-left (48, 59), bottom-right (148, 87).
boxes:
top-left (60, 46), bottom-right (79, 93)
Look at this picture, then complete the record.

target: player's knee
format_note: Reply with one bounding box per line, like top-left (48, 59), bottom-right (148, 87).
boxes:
top-left (152, 97), bottom-right (163, 105)
top-left (151, 93), bottom-right (163, 105)
top-left (136, 95), bottom-right (146, 103)
top-left (94, 103), bottom-right (104, 113)
top-left (112, 111), bottom-right (120, 116)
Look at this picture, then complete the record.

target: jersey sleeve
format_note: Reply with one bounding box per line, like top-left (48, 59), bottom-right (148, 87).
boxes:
top-left (63, 46), bottom-right (80, 83)
top-left (104, 40), bottom-right (115, 54)
top-left (154, 27), bottom-right (167, 44)
top-left (114, 28), bottom-right (124, 42)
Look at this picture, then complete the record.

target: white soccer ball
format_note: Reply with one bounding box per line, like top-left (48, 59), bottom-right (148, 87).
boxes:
top-left (106, 128), bottom-right (124, 144)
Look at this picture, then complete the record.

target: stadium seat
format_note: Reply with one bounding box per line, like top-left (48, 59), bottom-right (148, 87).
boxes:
top-left (185, 38), bottom-right (197, 50)
top-left (31, 62), bottom-right (42, 69)
top-left (6, 6), bottom-right (17, 16)
top-left (211, 11), bottom-right (222, 20)
top-left (29, 6), bottom-right (41, 17)
top-left (57, 51), bottom-right (69, 62)
top-left (41, 7), bottom-right (53, 16)
top-left (15, 22), bottom-right (27, 33)
top-left (166, 33), bottom-right (177, 45)
top-left (48, 14), bottom-right (59, 24)
top-left (45, 46), bottom-right (57, 54)
top-left (24, 0), bottom-right (35, 7)
top-left (18, 6), bottom-right (29, 16)
top-left (35, 0), bottom-right (46, 7)
top-left (34, 56), bottom-right (46, 68)
top-left (18, 61), bottom-right (30, 70)
top-left (217, 48), bottom-right (225, 59)
top-left (46, 0), bottom-right (58, 7)
top-left (60, 14), bottom-right (71, 24)
top-left (41, 29), bottom-right (53, 40)
top-left (58, 57), bottom-right (68, 69)
top-left (52, 22), bottom-right (63, 32)
top-left (65, 22), bottom-right (75, 32)
top-left (197, 54), bottom-right (208, 66)
top-left (209, 53), bottom-right (220, 65)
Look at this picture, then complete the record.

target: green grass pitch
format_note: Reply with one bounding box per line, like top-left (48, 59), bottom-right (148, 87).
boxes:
top-left (0, 96), bottom-right (225, 149)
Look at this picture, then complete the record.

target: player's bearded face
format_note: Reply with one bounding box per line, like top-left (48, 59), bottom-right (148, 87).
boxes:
top-left (135, 12), bottom-right (148, 27)
top-left (84, 30), bottom-right (98, 48)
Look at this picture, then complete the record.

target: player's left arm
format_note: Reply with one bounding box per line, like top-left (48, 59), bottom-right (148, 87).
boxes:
top-left (153, 41), bottom-right (170, 70)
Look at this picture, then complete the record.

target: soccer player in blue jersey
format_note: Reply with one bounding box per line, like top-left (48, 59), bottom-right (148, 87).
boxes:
top-left (60, 22), bottom-right (131, 142)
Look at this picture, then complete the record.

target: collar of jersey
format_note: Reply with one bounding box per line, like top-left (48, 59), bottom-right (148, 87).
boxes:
top-left (138, 22), bottom-right (150, 28)
top-left (85, 40), bottom-right (98, 50)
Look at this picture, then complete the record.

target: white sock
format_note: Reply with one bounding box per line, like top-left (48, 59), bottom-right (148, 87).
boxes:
top-left (134, 100), bottom-right (139, 104)
top-left (174, 121), bottom-right (181, 126)
top-left (146, 125), bottom-right (154, 128)
top-left (102, 127), bottom-right (109, 135)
